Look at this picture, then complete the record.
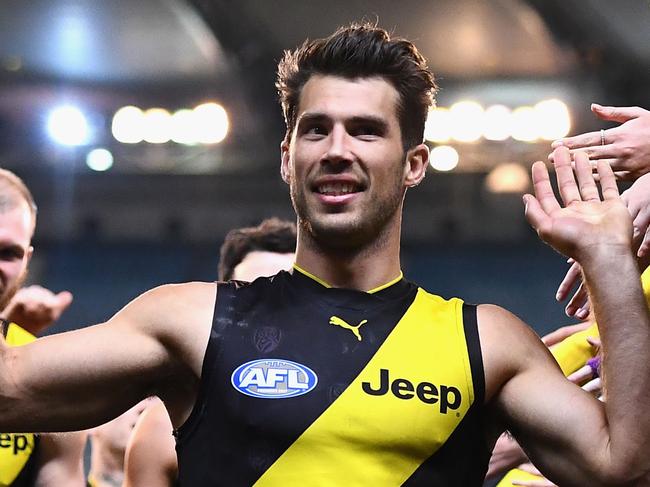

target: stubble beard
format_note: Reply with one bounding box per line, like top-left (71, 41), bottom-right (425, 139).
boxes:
top-left (0, 268), bottom-right (27, 314)
top-left (290, 178), bottom-right (405, 254)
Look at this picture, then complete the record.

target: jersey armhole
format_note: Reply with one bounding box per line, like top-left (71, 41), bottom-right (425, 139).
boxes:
top-left (462, 303), bottom-right (485, 406)
top-left (174, 281), bottom-right (232, 445)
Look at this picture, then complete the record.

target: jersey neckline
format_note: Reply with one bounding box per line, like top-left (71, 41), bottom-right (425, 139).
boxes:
top-left (290, 264), bottom-right (411, 302)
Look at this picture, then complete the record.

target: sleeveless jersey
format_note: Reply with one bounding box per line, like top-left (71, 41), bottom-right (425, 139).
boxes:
top-left (176, 268), bottom-right (488, 486)
top-left (0, 322), bottom-right (39, 487)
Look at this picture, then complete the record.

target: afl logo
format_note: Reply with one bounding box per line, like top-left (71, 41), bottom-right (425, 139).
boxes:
top-left (231, 359), bottom-right (318, 399)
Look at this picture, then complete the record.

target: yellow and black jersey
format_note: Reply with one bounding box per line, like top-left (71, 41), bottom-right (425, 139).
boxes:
top-left (0, 322), bottom-right (39, 487)
top-left (176, 267), bottom-right (489, 486)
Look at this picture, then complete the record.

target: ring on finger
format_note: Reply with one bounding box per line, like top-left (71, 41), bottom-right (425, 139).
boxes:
top-left (600, 129), bottom-right (605, 146)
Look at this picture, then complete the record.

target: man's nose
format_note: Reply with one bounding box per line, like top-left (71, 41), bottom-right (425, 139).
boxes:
top-left (322, 126), bottom-right (353, 165)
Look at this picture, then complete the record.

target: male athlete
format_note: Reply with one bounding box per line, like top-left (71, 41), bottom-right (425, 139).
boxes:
top-left (0, 169), bottom-right (85, 486)
top-left (1, 24), bottom-right (650, 486)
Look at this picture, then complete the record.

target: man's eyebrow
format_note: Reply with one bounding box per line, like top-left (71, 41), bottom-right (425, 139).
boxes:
top-left (297, 112), bottom-right (329, 125)
top-left (298, 113), bottom-right (389, 129)
top-left (348, 116), bottom-right (389, 130)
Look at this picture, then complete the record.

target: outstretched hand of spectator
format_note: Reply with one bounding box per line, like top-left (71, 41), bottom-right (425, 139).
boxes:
top-left (550, 104), bottom-right (650, 181)
top-left (3, 285), bottom-right (73, 335)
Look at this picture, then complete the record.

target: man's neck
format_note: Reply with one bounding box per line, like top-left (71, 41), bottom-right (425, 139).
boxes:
top-left (294, 227), bottom-right (402, 291)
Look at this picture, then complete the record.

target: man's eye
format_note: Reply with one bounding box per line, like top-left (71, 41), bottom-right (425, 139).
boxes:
top-left (0, 249), bottom-right (22, 261)
top-left (352, 126), bottom-right (380, 138)
top-left (305, 125), bottom-right (327, 136)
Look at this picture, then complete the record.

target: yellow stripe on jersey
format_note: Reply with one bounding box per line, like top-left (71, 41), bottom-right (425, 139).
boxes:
top-left (255, 289), bottom-right (475, 486)
top-left (1, 324), bottom-right (37, 487)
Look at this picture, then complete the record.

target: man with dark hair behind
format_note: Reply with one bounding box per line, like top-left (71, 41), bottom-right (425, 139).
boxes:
top-left (218, 217), bottom-right (296, 281)
top-left (0, 24), bottom-right (649, 487)
top-left (0, 168), bottom-right (85, 486)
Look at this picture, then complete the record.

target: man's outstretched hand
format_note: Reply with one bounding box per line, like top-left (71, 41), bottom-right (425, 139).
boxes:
top-left (524, 147), bottom-right (632, 264)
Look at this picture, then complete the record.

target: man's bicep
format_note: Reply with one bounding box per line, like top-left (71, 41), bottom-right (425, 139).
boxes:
top-left (0, 287), bottom-right (180, 433)
top-left (481, 305), bottom-right (610, 485)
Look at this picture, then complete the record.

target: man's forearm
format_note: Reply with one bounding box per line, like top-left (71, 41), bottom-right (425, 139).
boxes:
top-left (582, 248), bottom-right (650, 477)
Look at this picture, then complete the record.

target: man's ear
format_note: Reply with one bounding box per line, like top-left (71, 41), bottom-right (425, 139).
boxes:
top-left (404, 143), bottom-right (429, 188)
top-left (26, 245), bottom-right (33, 264)
top-left (280, 139), bottom-right (291, 184)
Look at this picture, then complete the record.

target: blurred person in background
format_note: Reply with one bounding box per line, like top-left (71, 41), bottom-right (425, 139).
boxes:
top-left (124, 218), bottom-right (296, 487)
top-left (0, 168), bottom-right (85, 486)
top-left (87, 400), bottom-right (151, 487)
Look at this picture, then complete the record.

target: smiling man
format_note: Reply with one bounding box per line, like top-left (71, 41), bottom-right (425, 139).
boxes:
top-left (0, 169), bottom-right (85, 486)
top-left (0, 24), bottom-right (649, 487)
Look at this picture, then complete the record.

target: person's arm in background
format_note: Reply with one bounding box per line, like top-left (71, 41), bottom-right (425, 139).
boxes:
top-left (34, 432), bottom-right (87, 487)
top-left (124, 398), bottom-right (177, 487)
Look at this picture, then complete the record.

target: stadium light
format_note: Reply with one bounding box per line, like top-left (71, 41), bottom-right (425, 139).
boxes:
top-left (47, 105), bottom-right (90, 146)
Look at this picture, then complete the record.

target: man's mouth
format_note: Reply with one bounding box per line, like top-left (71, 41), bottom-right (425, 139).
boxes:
top-left (315, 182), bottom-right (362, 196)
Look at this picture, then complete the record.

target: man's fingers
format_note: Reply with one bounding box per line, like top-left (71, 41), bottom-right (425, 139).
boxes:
top-left (518, 463), bottom-right (543, 476)
top-left (573, 152), bottom-right (599, 201)
top-left (565, 282), bottom-right (589, 318)
top-left (568, 364), bottom-right (592, 384)
top-left (592, 103), bottom-right (642, 123)
top-left (637, 225), bottom-right (650, 260)
top-left (551, 147), bottom-right (581, 205)
top-left (512, 479), bottom-right (556, 487)
top-left (586, 336), bottom-right (601, 349)
top-left (583, 377), bottom-right (602, 395)
top-left (596, 160), bottom-right (620, 200)
top-left (542, 321), bottom-right (591, 347)
top-left (523, 194), bottom-right (550, 237)
top-left (531, 162), bottom-right (561, 214)
top-left (565, 281), bottom-right (589, 317)
top-left (551, 131), bottom-right (601, 150)
top-left (556, 261), bottom-right (582, 302)
top-left (55, 291), bottom-right (74, 308)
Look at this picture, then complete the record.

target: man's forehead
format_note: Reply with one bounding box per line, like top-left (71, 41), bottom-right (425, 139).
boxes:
top-left (296, 75), bottom-right (400, 122)
top-left (0, 203), bottom-right (34, 247)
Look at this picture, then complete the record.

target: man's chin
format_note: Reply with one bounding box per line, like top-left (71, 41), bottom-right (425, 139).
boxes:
top-left (305, 215), bottom-right (372, 248)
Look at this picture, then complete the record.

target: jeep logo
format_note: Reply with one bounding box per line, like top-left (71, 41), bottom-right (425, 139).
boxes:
top-left (361, 368), bottom-right (462, 414)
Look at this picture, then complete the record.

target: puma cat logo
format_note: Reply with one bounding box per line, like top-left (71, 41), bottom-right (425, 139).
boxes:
top-left (329, 316), bottom-right (367, 341)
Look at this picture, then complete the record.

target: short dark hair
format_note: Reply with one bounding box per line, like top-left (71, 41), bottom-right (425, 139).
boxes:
top-left (276, 22), bottom-right (437, 150)
top-left (0, 168), bottom-right (37, 235)
top-left (218, 218), bottom-right (297, 280)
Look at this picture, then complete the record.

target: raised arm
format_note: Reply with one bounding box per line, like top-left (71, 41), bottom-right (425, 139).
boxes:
top-left (485, 147), bottom-right (650, 485)
top-left (0, 281), bottom-right (216, 433)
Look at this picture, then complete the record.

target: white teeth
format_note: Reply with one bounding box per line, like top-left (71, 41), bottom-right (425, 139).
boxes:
top-left (318, 182), bottom-right (357, 195)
